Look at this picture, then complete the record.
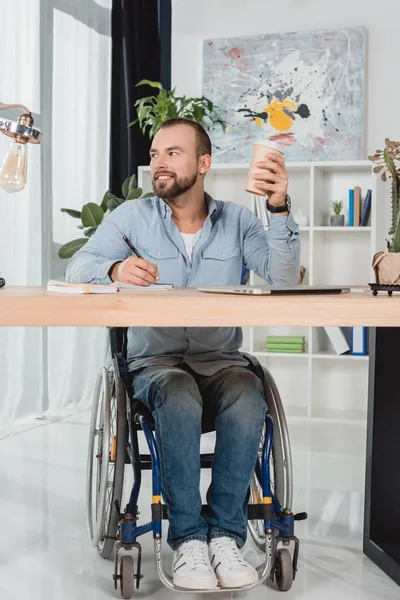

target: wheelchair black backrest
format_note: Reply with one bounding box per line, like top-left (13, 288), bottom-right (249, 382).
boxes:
top-left (110, 327), bottom-right (129, 359)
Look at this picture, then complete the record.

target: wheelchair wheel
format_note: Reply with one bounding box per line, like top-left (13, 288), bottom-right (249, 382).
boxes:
top-left (248, 367), bottom-right (291, 550)
top-left (120, 555), bottom-right (135, 599)
top-left (275, 548), bottom-right (293, 591)
top-left (86, 359), bottom-right (127, 558)
top-left (248, 469), bottom-right (268, 549)
top-left (248, 434), bottom-right (277, 550)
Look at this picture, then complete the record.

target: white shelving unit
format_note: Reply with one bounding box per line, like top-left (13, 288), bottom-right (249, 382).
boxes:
top-left (138, 161), bottom-right (384, 425)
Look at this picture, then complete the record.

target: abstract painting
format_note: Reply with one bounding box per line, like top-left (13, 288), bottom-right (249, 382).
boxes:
top-left (202, 27), bottom-right (366, 163)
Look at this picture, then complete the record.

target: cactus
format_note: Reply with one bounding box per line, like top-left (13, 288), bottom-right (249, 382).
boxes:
top-left (369, 139), bottom-right (400, 252)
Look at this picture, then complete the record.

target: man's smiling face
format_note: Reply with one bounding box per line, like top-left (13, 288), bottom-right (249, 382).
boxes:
top-left (150, 124), bottom-right (200, 200)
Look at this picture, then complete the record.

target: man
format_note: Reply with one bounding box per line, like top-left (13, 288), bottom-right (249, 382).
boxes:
top-left (66, 118), bottom-right (300, 590)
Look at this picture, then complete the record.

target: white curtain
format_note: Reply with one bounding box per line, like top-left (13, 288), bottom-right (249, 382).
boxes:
top-left (0, 0), bottom-right (112, 435)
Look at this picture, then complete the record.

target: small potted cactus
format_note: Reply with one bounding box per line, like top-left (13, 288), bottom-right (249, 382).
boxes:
top-left (330, 201), bottom-right (345, 226)
top-left (369, 139), bottom-right (400, 285)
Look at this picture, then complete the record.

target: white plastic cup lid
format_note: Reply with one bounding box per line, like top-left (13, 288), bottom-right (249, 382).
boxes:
top-left (253, 139), bottom-right (284, 154)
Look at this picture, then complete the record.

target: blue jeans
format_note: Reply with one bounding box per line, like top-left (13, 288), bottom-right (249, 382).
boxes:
top-left (131, 363), bottom-right (267, 550)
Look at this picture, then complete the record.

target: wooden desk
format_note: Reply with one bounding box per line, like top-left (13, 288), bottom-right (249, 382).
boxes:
top-left (0, 285), bottom-right (399, 327)
top-left (0, 286), bottom-right (398, 586)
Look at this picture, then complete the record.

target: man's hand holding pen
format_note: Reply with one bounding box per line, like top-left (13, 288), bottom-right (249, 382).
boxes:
top-left (109, 234), bottom-right (160, 286)
top-left (110, 257), bottom-right (159, 286)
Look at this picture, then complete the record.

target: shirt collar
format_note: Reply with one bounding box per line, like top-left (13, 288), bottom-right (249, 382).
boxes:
top-left (157, 192), bottom-right (220, 222)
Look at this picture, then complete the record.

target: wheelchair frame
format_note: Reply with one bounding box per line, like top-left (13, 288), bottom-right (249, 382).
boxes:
top-left (86, 328), bottom-right (306, 598)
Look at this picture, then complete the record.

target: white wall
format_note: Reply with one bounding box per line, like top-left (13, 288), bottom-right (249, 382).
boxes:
top-left (172, 0), bottom-right (400, 232)
top-left (172, 0), bottom-right (400, 151)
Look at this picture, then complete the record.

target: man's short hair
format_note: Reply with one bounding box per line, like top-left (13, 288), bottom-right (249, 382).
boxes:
top-left (159, 118), bottom-right (212, 157)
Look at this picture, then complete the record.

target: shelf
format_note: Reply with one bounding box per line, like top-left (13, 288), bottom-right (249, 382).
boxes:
top-left (313, 226), bottom-right (372, 232)
top-left (254, 351), bottom-right (308, 359)
top-left (138, 160), bottom-right (372, 172)
top-left (312, 353), bottom-right (368, 361)
top-left (252, 351), bottom-right (367, 361)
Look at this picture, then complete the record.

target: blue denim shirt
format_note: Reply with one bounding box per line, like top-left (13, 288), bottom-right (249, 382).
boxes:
top-left (66, 194), bottom-right (300, 374)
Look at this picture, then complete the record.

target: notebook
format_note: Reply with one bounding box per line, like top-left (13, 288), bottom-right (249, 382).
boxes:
top-left (47, 280), bottom-right (119, 294)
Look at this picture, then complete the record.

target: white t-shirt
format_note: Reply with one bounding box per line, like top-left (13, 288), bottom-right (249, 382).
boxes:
top-left (180, 229), bottom-right (203, 262)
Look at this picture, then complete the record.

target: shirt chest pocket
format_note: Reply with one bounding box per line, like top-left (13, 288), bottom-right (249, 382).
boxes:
top-left (145, 246), bottom-right (179, 261)
top-left (201, 246), bottom-right (242, 284)
top-left (202, 246), bottom-right (241, 262)
top-left (144, 245), bottom-right (180, 282)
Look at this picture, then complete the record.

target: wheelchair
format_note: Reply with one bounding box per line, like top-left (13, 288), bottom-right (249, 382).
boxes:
top-left (86, 328), bottom-right (307, 598)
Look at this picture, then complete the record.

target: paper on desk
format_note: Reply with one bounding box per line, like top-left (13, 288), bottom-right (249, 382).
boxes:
top-left (114, 281), bottom-right (174, 290)
top-left (47, 280), bottom-right (118, 294)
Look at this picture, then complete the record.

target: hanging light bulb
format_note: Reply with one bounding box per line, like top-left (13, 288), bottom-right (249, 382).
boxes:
top-left (0, 136), bottom-right (28, 193)
top-left (0, 106), bottom-right (41, 194)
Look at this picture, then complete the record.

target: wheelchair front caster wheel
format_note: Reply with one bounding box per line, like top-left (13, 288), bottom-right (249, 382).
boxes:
top-left (275, 548), bottom-right (293, 592)
top-left (120, 555), bottom-right (135, 599)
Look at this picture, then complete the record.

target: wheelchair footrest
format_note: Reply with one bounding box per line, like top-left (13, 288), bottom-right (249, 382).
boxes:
top-left (151, 503), bottom-right (275, 521)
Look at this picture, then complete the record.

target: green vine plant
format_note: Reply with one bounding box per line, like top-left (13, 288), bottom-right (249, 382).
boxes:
top-left (130, 80), bottom-right (225, 140)
top-left (331, 200), bottom-right (343, 215)
top-left (369, 139), bottom-right (400, 252)
top-left (59, 174), bottom-right (152, 259)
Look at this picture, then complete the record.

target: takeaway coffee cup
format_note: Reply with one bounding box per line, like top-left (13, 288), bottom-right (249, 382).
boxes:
top-left (245, 140), bottom-right (285, 196)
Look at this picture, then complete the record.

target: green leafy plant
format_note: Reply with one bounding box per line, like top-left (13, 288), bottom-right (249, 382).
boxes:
top-left (369, 139), bottom-right (400, 252)
top-left (59, 174), bottom-right (152, 259)
top-left (331, 200), bottom-right (343, 215)
top-left (130, 79), bottom-right (225, 140)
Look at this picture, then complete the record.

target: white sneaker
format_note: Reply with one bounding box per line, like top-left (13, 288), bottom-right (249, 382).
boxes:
top-left (209, 537), bottom-right (258, 588)
top-left (172, 540), bottom-right (218, 590)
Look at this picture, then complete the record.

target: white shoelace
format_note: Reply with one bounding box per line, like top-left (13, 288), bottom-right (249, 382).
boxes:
top-left (176, 541), bottom-right (211, 571)
top-left (211, 539), bottom-right (246, 567)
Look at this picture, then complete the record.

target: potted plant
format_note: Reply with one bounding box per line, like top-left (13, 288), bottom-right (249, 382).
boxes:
top-left (131, 79), bottom-right (225, 139)
top-left (58, 174), bottom-right (152, 259)
top-left (369, 139), bottom-right (400, 285)
top-left (330, 201), bottom-right (345, 226)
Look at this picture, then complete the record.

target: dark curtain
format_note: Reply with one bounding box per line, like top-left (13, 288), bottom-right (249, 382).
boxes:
top-left (109, 0), bottom-right (171, 356)
top-left (109, 0), bottom-right (171, 196)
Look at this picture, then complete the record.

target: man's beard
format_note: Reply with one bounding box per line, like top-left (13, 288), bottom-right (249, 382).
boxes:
top-left (152, 171), bottom-right (198, 200)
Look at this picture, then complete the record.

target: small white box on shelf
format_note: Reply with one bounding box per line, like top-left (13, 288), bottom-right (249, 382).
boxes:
top-left (324, 327), bottom-right (350, 355)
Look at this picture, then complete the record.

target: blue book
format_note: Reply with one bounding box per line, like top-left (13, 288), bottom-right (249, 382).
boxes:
top-left (360, 189), bottom-right (372, 226)
top-left (351, 327), bottom-right (367, 355)
top-left (348, 189), bottom-right (354, 226)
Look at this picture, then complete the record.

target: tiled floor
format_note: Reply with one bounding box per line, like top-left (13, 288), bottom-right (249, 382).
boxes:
top-left (0, 412), bottom-right (399, 600)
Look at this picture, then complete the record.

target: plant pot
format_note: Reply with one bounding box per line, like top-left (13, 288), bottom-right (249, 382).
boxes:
top-left (329, 214), bottom-right (345, 226)
top-left (372, 251), bottom-right (400, 285)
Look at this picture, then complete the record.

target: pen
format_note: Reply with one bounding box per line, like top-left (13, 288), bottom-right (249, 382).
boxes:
top-left (122, 235), bottom-right (160, 281)
top-left (122, 235), bottom-right (144, 259)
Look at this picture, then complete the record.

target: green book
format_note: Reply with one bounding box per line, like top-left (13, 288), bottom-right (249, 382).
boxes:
top-left (267, 342), bottom-right (305, 349)
top-left (267, 342), bottom-right (304, 349)
top-left (266, 347), bottom-right (305, 353)
top-left (266, 335), bottom-right (305, 344)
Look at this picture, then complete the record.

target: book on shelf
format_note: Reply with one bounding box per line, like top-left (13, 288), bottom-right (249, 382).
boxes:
top-left (354, 186), bottom-right (361, 226)
top-left (266, 335), bottom-right (305, 344)
top-left (266, 335), bottom-right (306, 353)
top-left (348, 189), bottom-right (354, 226)
top-left (346, 187), bottom-right (371, 227)
top-left (350, 327), bottom-right (367, 355)
top-left (266, 347), bottom-right (305, 354)
top-left (324, 327), bottom-right (350, 355)
top-left (360, 189), bottom-right (371, 226)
